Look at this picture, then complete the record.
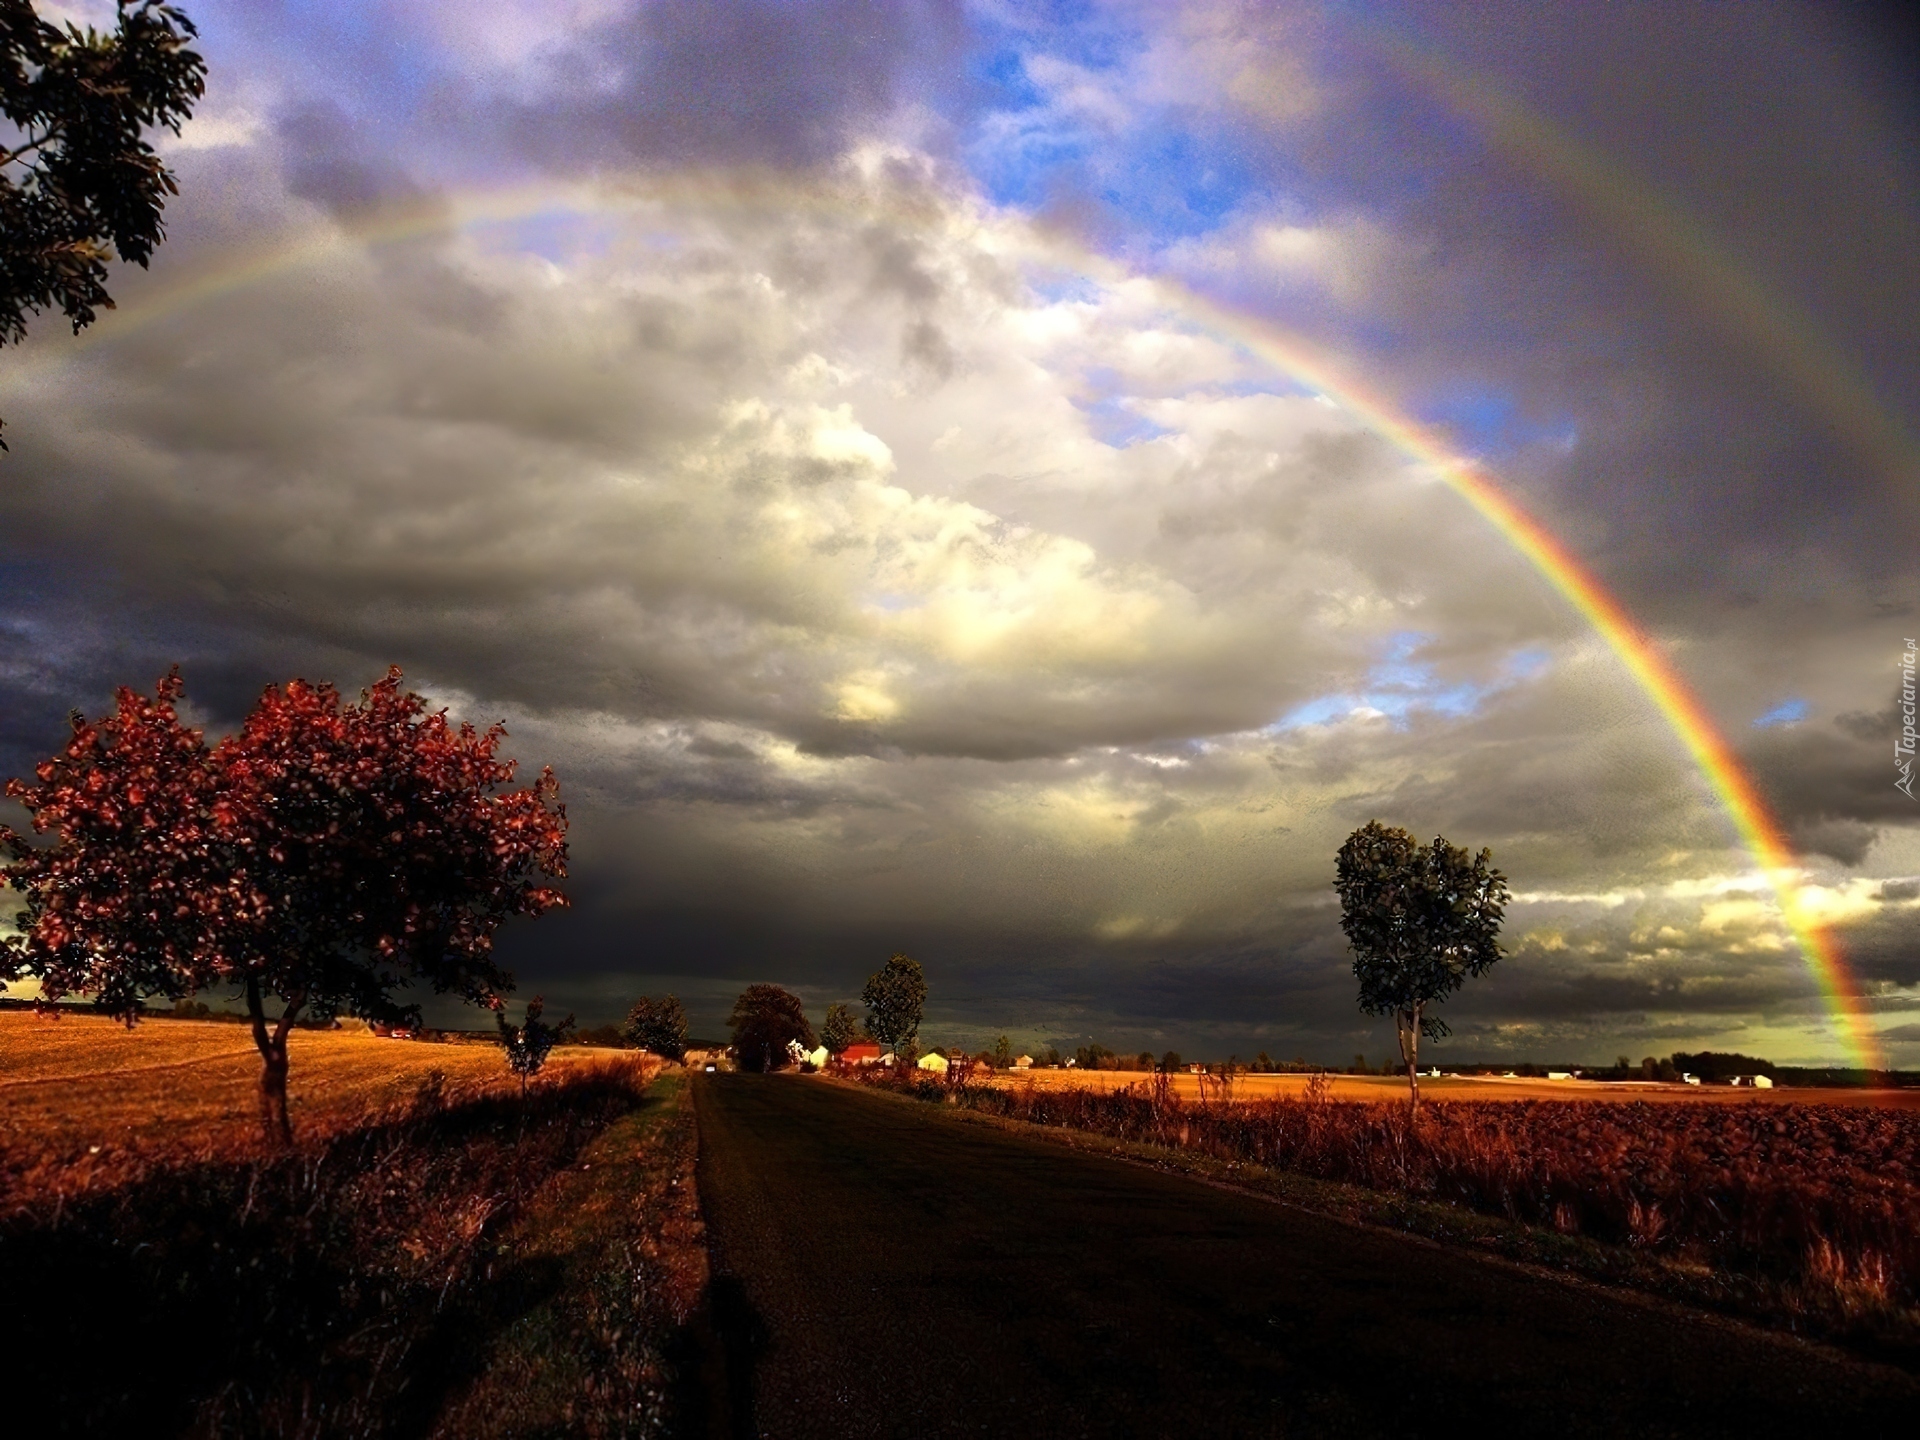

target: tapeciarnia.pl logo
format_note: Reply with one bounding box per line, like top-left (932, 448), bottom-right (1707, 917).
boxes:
top-left (1899, 637), bottom-right (1917, 800)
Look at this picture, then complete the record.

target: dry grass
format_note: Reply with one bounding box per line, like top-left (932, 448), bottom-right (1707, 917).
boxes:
top-left (0, 1037), bottom-right (672, 1438)
top-left (428, 1073), bottom-right (708, 1439)
top-left (862, 1067), bottom-right (1920, 1353)
top-left (0, 1009), bottom-right (631, 1202)
top-left (988, 1066), bottom-right (1920, 1107)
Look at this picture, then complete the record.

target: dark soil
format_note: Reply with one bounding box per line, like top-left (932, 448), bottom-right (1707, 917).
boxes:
top-left (693, 1073), bottom-right (1920, 1440)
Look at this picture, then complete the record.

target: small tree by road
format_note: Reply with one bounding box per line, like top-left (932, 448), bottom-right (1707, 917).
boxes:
top-left (496, 996), bottom-right (575, 1096)
top-left (1333, 821), bottom-right (1509, 1113)
top-left (728, 984), bottom-right (815, 1072)
top-left (1, 668), bottom-right (569, 1144)
top-left (861, 952), bottom-right (925, 1063)
top-left (622, 994), bottom-right (687, 1061)
top-left (820, 1001), bottom-right (858, 1057)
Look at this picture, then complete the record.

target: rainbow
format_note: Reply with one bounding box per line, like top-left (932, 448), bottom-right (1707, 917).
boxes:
top-left (1364, 21), bottom-right (1920, 503)
top-left (1188, 307), bottom-right (1888, 1075)
top-left (32, 176), bottom-right (1887, 1071)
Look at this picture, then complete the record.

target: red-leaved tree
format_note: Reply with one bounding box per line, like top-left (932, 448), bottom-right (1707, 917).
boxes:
top-left (1, 667), bottom-right (569, 1143)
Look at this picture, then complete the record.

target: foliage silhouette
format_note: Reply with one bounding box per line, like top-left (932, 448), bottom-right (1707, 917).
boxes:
top-left (623, 992), bottom-right (689, 1061)
top-left (1334, 821), bottom-right (1508, 1111)
top-left (820, 1000), bottom-right (858, 1056)
top-left (727, 983), bottom-right (814, 1072)
top-left (860, 952), bottom-right (925, 1062)
top-left (496, 996), bottom-right (575, 1096)
top-left (0, 0), bottom-right (205, 446)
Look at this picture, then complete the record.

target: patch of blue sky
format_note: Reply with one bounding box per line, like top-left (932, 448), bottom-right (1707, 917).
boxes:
top-left (1269, 633), bottom-right (1547, 733)
top-left (1504, 646), bottom-right (1553, 681)
top-left (467, 210), bottom-right (625, 266)
top-left (1753, 699), bottom-right (1810, 728)
top-left (1077, 395), bottom-right (1172, 449)
top-left (1022, 268), bottom-right (1107, 307)
top-left (1418, 387), bottom-right (1579, 458)
top-left (958, 18), bottom-right (1268, 248)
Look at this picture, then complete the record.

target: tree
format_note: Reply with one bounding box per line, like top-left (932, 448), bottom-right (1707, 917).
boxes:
top-left (496, 996), bottom-right (574, 1097)
top-left (1333, 821), bottom-right (1509, 1112)
top-left (819, 1001), bottom-right (858, 1056)
top-left (1, 668), bottom-right (569, 1144)
top-left (727, 984), bottom-right (814, 1073)
top-left (992, 1034), bottom-right (1013, 1069)
top-left (622, 993), bottom-right (687, 1061)
top-left (1159, 1050), bottom-right (1182, 1073)
top-left (860, 952), bottom-right (925, 1062)
top-left (0, 1), bottom-right (206, 447)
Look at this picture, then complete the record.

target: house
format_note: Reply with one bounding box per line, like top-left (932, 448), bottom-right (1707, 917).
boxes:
top-left (917, 1051), bottom-right (949, 1073)
top-left (1013, 1054), bottom-right (1033, 1070)
top-left (1546, 1071), bottom-right (1574, 1081)
top-left (1730, 1074), bottom-right (1775, 1088)
top-left (838, 1043), bottom-right (884, 1065)
top-left (806, 1045), bottom-right (829, 1068)
top-left (1681, 1073), bottom-right (1701, 1085)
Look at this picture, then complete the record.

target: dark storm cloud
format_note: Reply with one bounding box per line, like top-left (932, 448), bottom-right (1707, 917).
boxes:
top-left (1186, 0), bottom-right (1920, 614)
top-left (1741, 698), bottom-right (1920, 863)
top-left (498, 0), bottom-right (969, 171)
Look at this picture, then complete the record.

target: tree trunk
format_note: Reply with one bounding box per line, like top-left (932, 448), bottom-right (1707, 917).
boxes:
top-left (246, 976), bottom-right (302, 1148)
top-left (1400, 1006), bottom-right (1422, 1115)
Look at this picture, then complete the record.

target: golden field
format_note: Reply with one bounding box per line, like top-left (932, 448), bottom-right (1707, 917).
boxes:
top-left (983, 1065), bottom-right (1920, 1107)
top-left (0, 1009), bottom-right (644, 1176)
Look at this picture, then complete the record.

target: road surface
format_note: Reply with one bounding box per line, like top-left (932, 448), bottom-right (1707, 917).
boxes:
top-left (691, 1073), bottom-right (1917, 1439)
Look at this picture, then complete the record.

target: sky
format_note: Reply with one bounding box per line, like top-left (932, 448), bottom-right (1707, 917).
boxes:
top-left (1, 1), bottom-right (1917, 1066)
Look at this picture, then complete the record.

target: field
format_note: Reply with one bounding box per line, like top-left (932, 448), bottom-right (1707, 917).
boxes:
top-left (0, 1009), bottom-right (631, 1191)
top-left (865, 1067), bottom-right (1920, 1356)
top-left (0, 1010), bottom-right (702, 1438)
top-left (988, 1065), bottom-right (1920, 1106)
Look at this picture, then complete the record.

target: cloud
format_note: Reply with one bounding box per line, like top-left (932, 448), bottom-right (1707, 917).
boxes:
top-left (1, 6), bottom-right (1915, 1065)
top-left (491, 0), bottom-right (969, 170)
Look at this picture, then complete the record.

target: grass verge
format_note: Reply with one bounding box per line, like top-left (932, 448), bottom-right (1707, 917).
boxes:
top-left (427, 1072), bottom-right (707, 1440)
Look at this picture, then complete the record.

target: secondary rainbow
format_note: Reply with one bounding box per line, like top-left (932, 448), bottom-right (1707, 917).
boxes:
top-left (35, 177), bottom-right (1886, 1071)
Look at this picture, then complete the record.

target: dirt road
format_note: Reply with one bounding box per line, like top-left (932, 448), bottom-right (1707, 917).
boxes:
top-left (692, 1073), bottom-right (1917, 1439)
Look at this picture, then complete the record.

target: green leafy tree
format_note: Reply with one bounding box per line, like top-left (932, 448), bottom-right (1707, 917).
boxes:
top-left (820, 1001), bottom-right (858, 1056)
top-left (728, 983), bottom-right (814, 1073)
top-left (0, 1), bottom-right (206, 447)
top-left (1159, 1050), bottom-right (1182, 1073)
top-left (496, 996), bottom-right (575, 1097)
top-left (1333, 821), bottom-right (1509, 1112)
top-left (622, 993), bottom-right (687, 1060)
top-left (992, 1034), bottom-right (1013, 1069)
top-left (860, 952), bottom-right (925, 1061)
